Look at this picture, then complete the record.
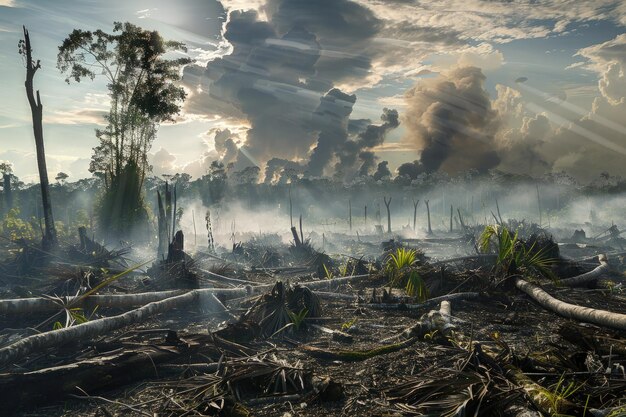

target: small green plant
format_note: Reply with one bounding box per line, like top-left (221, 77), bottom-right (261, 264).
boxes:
top-left (385, 248), bottom-right (426, 299)
top-left (540, 373), bottom-right (583, 417)
top-left (341, 317), bottom-right (358, 331)
top-left (51, 305), bottom-right (99, 330)
top-left (406, 270), bottom-right (428, 302)
top-left (338, 260), bottom-right (356, 277)
top-left (322, 263), bottom-right (334, 280)
top-left (479, 225), bottom-right (555, 279)
top-left (288, 308), bottom-right (308, 331)
top-left (387, 247), bottom-right (417, 271)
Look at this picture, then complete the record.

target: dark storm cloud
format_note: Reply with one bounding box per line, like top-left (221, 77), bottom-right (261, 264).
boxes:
top-left (403, 66), bottom-right (501, 175)
top-left (334, 108), bottom-right (399, 177)
top-left (183, 0), bottom-right (387, 180)
top-left (357, 151), bottom-right (376, 176)
top-left (307, 88), bottom-right (357, 177)
top-left (372, 160), bottom-right (391, 181)
top-left (265, 0), bottom-right (382, 85)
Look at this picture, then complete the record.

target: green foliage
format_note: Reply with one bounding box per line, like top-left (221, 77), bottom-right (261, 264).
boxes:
top-left (385, 248), bottom-right (427, 300)
top-left (406, 270), bottom-right (428, 302)
top-left (287, 308), bottom-right (308, 331)
top-left (338, 260), bottom-right (356, 277)
top-left (387, 247), bottom-right (418, 271)
top-left (540, 373), bottom-right (583, 417)
top-left (341, 317), bottom-right (358, 332)
top-left (0, 208), bottom-right (36, 241)
top-left (322, 263), bottom-right (334, 280)
top-left (479, 224), bottom-right (555, 279)
top-left (96, 160), bottom-right (149, 238)
top-left (57, 22), bottom-right (190, 238)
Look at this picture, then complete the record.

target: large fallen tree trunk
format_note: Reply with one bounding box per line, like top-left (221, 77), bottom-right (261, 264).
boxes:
top-left (0, 273), bottom-right (373, 315)
top-left (0, 274), bottom-right (375, 367)
top-left (0, 286), bottom-right (269, 369)
top-left (0, 333), bottom-right (221, 416)
top-left (558, 255), bottom-right (609, 287)
top-left (0, 289), bottom-right (185, 314)
top-left (515, 277), bottom-right (626, 330)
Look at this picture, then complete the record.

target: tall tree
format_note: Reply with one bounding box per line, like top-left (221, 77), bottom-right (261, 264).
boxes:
top-left (19, 26), bottom-right (57, 249)
top-left (57, 22), bottom-right (190, 238)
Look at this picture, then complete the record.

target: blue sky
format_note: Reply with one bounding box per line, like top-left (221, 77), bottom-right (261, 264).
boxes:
top-left (1, 0), bottom-right (625, 182)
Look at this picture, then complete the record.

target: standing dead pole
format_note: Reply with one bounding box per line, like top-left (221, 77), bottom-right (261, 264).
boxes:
top-left (299, 214), bottom-right (304, 243)
top-left (425, 200), bottom-right (432, 235)
top-left (348, 199), bottom-right (352, 232)
top-left (171, 184), bottom-right (177, 240)
top-left (192, 209), bottom-right (197, 248)
top-left (20, 26), bottom-right (57, 250)
top-left (412, 199), bottom-right (419, 231)
top-left (536, 184), bottom-right (542, 226)
top-left (495, 198), bottom-right (503, 224)
top-left (289, 186), bottom-right (293, 228)
top-left (449, 205), bottom-right (453, 232)
top-left (383, 196), bottom-right (392, 234)
top-left (364, 205), bottom-right (367, 225)
top-left (457, 208), bottom-right (466, 232)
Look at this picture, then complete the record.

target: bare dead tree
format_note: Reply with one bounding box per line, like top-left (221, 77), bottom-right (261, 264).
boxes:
top-left (449, 205), bottom-right (453, 232)
top-left (348, 199), bottom-right (352, 232)
top-left (425, 199), bottom-right (432, 235)
top-left (364, 205), bottom-right (367, 225)
top-left (383, 196), bottom-right (392, 234)
top-left (412, 198), bottom-right (419, 231)
top-left (289, 186), bottom-right (293, 228)
top-left (19, 26), bottom-right (57, 249)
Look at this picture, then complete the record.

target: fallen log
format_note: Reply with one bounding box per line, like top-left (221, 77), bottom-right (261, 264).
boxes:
top-left (299, 274), bottom-right (371, 290)
top-left (515, 277), bottom-right (626, 330)
top-left (361, 292), bottom-right (480, 310)
top-left (0, 286), bottom-right (271, 369)
top-left (0, 275), bottom-right (371, 318)
top-left (557, 255), bottom-right (609, 287)
top-left (301, 301), bottom-right (452, 361)
top-left (0, 289), bottom-right (185, 314)
top-left (0, 333), bottom-right (220, 416)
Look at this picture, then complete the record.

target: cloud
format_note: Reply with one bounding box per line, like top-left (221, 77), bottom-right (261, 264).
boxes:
top-left (183, 0), bottom-right (394, 180)
top-left (44, 108), bottom-right (107, 125)
top-left (0, 149), bottom-right (89, 183)
top-left (402, 66), bottom-right (501, 175)
top-left (355, 0), bottom-right (626, 44)
top-left (150, 147), bottom-right (179, 176)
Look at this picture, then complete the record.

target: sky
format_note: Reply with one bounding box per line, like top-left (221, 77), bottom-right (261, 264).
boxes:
top-left (0, 0), bottom-right (625, 183)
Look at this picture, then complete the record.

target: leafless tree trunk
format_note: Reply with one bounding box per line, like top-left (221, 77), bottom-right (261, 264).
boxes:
top-left (21, 26), bottom-right (56, 249)
top-left (412, 199), bottom-right (419, 231)
top-left (383, 196), bottom-right (392, 234)
top-left (425, 199), bottom-right (432, 235)
top-left (348, 199), bottom-right (352, 232)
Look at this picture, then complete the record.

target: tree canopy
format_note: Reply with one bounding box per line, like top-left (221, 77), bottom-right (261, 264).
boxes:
top-left (57, 22), bottom-right (191, 184)
top-left (57, 22), bottom-right (191, 239)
